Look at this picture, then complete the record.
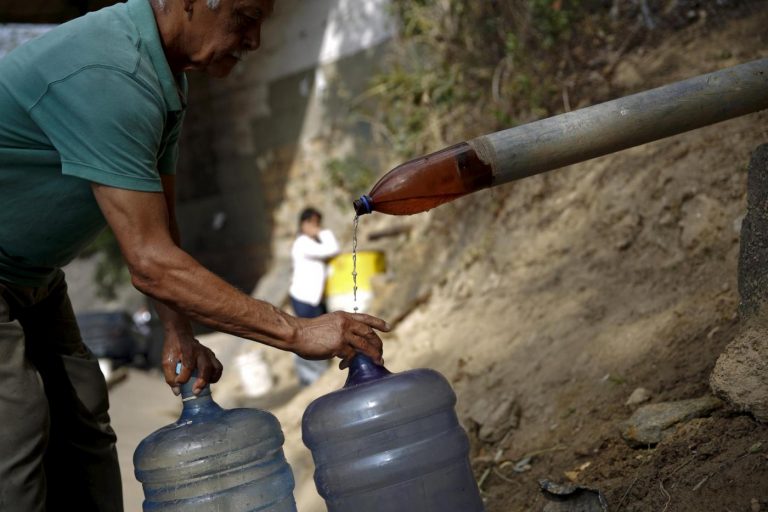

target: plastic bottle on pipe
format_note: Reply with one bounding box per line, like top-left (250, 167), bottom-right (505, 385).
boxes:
top-left (133, 364), bottom-right (297, 511)
top-left (301, 354), bottom-right (485, 512)
top-left (353, 142), bottom-right (493, 216)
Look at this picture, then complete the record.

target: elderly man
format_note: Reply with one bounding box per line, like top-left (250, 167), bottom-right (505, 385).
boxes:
top-left (0, 0), bottom-right (388, 509)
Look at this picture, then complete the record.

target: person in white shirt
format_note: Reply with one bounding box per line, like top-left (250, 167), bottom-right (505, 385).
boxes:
top-left (289, 207), bottom-right (340, 385)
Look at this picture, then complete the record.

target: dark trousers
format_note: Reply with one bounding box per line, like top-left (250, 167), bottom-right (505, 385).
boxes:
top-left (0, 270), bottom-right (123, 511)
top-left (289, 297), bottom-right (327, 319)
top-left (289, 297), bottom-right (330, 385)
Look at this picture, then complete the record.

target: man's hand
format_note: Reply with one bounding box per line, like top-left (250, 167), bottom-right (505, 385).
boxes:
top-left (292, 312), bottom-right (390, 369)
top-left (161, 330), bottom-right (223, 396)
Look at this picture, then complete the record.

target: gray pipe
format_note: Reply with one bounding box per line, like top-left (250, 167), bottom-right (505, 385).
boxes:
top-left (468, 58), bottom-right (768, 184)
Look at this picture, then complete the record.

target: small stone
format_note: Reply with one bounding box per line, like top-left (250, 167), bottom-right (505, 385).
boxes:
top-left (466, 395), bottom-right (520, 442)
top-left (620, 395), bottom-right (723, 447)
top-left (625, 387), bottom-right (652, 407)
top-left (751, 498), bottom-right (761, 512)
top-left (564, 470), bottom-right (579, 482)
top-left (540, 480), bottom-right (607, 512)
top-left (564, 462), bottom-right (591, 482)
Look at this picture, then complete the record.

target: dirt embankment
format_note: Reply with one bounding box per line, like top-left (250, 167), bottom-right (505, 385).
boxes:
top-left (372, 11), bottom-right (768, 510)
top-left (216, 8), bottom-right (768, 512)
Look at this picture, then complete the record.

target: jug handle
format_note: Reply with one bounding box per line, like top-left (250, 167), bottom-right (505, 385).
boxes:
top-left (344, 353), bottom-right (391, 387)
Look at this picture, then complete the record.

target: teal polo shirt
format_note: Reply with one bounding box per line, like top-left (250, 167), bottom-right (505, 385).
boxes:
top-left (0, 0), bottom-right (187, 286)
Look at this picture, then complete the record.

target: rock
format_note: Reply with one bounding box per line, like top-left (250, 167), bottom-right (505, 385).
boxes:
top-left (466, 395), bottom-right (520, 442)
top-left (710, 323), bottom-right (768, 422)
top-left (710, 145), bottom-right (768, 423)
top-left (737, 144), bottom-right (768, 318)
top-left (619, 395), bottom-right (723, 447)
top-left (625, 387), bottom-right (652, 407)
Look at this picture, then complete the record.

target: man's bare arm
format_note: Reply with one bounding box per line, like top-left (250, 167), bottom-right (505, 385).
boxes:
top-left (91, 183), bottom-right (388, 371)
top-left (150, 174), bottom-right (223, 394)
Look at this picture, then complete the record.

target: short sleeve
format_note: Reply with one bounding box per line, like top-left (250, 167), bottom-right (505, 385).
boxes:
top-left (30, 66), bottom-right (166, 192)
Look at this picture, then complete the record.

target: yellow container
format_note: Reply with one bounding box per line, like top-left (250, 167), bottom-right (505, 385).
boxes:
top-left (325, 251), bottom-right (386, 313)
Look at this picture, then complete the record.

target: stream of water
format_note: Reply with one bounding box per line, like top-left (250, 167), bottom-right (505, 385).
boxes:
top-left (352, 215), bottom-right (359, 313)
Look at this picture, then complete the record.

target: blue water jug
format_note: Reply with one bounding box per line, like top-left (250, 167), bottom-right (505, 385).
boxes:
top-left (133, 365), bottom-right (297, 511)
top-left (302, 354), bottom-right (485, 511)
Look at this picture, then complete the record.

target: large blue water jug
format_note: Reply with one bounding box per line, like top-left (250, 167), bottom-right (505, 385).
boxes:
top-left (133, 367), bottom-right (297, 511)
top-left (302, 354), bottom-right (485, 511)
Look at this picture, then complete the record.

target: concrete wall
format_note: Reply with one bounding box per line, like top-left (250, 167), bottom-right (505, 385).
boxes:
top-left (176, 0), bottom-right (395, 294)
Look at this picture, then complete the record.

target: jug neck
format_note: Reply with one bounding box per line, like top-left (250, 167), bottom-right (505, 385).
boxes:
top-left (178, 367), bottom-right (223, 420)
top-left (179, 392), bottom-right (223, 420)
top-left (344, 354), bottom-right (391, 387)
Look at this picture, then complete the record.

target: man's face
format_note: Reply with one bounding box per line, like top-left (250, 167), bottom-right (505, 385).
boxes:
top-left (184, 0), bottom-right (274, 77)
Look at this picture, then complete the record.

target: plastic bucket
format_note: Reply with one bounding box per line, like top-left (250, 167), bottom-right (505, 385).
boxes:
top-left (325, 251), bottom-right (385, 313)
top-left (235, 350), bottom-right (273, 398)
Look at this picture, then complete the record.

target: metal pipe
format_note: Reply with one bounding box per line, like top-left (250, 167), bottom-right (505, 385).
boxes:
top-left (468, 58), bottom-right (768, 185)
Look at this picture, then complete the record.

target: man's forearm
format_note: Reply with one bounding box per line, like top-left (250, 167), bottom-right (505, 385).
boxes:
top-left (92, 182), bottom-right (300, 352)
top-left (129, 244), bottom-right (299, 350)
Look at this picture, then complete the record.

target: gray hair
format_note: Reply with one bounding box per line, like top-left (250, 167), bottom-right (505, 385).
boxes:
top-left (152, 0), bottom-right (220, 11)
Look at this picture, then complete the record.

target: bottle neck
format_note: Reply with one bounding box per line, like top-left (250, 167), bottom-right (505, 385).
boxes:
top-left (344, 353), bottom-right (392, 387)
top-left (353, 142), bottom-right (493, 216)
top-left (178, 371), bottom-right (222, 420)
top-left (179, 393), bottom-right (223, 420)
top-left (353, 195), bottom-right (373, 216)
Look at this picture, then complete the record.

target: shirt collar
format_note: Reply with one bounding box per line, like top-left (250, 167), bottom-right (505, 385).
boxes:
top-left (126, 0), bottom-right (186, 112)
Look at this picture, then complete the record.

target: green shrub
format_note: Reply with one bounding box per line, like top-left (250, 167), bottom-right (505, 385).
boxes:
top-left (354, 0), bottom-right (588, 162)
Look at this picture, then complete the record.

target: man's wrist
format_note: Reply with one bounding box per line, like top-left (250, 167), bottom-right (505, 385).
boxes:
top-left (279, 308), bottom-right (301, 346)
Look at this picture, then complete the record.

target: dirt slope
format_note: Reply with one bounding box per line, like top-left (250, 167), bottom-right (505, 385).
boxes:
top-left (235, 10), bottom-right (768, 512)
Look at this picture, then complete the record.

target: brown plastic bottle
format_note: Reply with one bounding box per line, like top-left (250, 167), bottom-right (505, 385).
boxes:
top-left (353, 142), bottom-right (493, 216)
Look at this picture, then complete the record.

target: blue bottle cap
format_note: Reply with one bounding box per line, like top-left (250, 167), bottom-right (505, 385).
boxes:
top-left (353, 195), bottom-right (373, 216)
top-left (344, 353), bottom-right (391, 387)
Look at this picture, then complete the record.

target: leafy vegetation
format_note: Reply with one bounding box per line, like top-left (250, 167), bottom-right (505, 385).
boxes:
top-left (325, 156), bottom-right (378, 199)
top-left (355, 0), bottom-right (590, 160)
